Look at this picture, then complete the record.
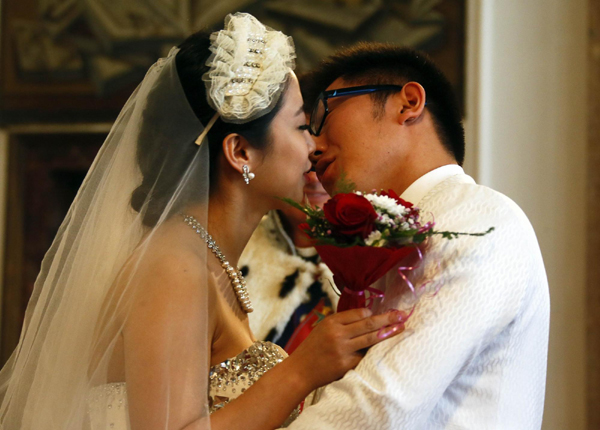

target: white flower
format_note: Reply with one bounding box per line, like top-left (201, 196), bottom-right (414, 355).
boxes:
top-left (365, 230), bottom-right (384, 246)
top-left (376, 213), bottom-right (392, 225)
top-left (365, 194), bottom-right (408, 217)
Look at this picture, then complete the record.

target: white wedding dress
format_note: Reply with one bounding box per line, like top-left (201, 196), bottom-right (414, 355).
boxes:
top-left (87, 341), bottom-right (300, 429)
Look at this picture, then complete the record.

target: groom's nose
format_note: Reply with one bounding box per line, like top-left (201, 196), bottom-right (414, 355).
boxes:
top-left (309, 135), bottom-right (327, 166)
top-left (309, 150), bottom-right (322, 167)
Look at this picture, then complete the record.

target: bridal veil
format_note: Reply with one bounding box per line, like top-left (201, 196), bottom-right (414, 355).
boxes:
top-left (0, 13), bottom-right (295, 429)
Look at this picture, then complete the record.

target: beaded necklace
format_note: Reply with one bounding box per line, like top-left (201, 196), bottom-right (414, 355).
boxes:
top-left (183, 214), bottom-right (253, 313)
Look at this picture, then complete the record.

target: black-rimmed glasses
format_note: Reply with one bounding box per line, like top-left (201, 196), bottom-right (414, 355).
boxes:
top-left (308, 85), bottom-right (404, 136)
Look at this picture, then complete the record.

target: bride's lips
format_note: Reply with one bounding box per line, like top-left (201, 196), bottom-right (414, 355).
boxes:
top-left (304, 190), bottom-right (329, 198)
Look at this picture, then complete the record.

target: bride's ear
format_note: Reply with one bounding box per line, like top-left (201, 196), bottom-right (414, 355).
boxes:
top-left (396, 82), bottom-right (426, 125)
top-left (221, 133), bottom-right (257, 175)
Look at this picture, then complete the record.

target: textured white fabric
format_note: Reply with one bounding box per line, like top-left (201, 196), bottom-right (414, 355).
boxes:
top-left (203, 12), bottom-right (295, 124)
top-left (401, 164), bottom-right (464, 204)
top-left (287, 173), bottom-right (550, 429)
top-left (240, 211), bottom-right (338, 341)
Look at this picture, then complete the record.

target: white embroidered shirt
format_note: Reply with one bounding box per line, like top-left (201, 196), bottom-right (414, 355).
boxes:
top-left (286, 168), bottom-right (550, 430)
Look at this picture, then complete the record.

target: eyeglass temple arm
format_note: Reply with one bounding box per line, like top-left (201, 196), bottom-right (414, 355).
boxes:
top-left (328, 85), bottom-right (404, 98)
top-left (329, 86), bottom-right (428, 106)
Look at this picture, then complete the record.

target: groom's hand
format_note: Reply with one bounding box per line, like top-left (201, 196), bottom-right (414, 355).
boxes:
top-left (287, 309), bottom-right (406, 391)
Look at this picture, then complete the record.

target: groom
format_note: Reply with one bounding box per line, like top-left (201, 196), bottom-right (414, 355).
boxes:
top-left (287, 44), bottom-right (550, 429)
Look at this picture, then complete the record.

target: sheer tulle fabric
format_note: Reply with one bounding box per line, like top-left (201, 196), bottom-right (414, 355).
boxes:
top-left (0, 48), bottom-right (212, 429)
top-left (203, 13), bottom-right (296, 123)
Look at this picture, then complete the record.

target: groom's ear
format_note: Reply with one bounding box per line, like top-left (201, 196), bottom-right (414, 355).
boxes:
top-left (396, 82), bottom-right (426, 126)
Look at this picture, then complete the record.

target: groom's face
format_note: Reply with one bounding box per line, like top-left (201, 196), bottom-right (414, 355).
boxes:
top-left (311, 78), bottom-right (403, 194)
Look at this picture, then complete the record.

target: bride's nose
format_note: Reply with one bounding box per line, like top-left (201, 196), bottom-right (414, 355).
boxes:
top-left (305, 131), bottom-right (316, 154)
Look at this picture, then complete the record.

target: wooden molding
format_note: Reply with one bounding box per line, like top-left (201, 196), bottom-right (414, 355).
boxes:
top-left (1, 136), bottom-right (24, 363)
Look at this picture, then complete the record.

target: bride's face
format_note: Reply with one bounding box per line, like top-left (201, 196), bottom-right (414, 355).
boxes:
top-left (253, 73), bottom-right (315, 205)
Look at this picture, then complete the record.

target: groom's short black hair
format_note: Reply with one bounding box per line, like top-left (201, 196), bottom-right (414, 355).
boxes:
top-left (303, 43), bottom-right (465, 165)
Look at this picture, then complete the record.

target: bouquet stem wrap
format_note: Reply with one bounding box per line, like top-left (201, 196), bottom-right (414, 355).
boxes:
top-left (315, 245), bottom-right (418, 312)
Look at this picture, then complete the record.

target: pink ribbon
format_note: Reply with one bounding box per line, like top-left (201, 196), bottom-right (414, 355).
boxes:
top-left (396, 246), bottom-right (424, 312)
top-left (395, 239), bottom-right (444, 313)
top-left (342, 286), bottom-right (385, 309)
top-left (375, 241), bottom-right (442, 339)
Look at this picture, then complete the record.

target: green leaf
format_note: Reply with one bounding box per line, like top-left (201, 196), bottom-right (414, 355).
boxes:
top-left (430, 226), bottom-right (495, 240)
top-left (332, 171), bottom-right (357, 196)
top-left (277, 197), bottom-right (310, 214)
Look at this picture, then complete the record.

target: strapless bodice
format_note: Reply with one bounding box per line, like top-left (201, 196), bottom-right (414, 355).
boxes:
top-left (87, 341), bottom-right (299, 429)
top-left (87, 383), bottom-right (129, 430)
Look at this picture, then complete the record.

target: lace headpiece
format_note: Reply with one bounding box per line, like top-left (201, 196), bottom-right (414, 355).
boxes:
top-left (196, 13), bottom-right (296, 145)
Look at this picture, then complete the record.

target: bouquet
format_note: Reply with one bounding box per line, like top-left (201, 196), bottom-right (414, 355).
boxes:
top-left (283, 178), bottom-right (494, 314)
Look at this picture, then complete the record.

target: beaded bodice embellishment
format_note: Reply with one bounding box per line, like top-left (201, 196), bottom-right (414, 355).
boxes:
top-left (209, 341), bottom-right (300, 426)
top-left (88, 383), bottom-right (129, 430)
top-left (87, 342), bottom-right (300, 429)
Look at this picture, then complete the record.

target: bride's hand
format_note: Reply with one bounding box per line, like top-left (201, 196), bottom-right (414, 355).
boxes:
top-left (210, 309), bottom-right (405, 430)
top-left (287, 308), bottom-right (406, 391)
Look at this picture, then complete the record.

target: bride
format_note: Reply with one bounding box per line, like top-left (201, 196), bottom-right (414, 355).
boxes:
top-left (0, 13), bottom-right (405, 430)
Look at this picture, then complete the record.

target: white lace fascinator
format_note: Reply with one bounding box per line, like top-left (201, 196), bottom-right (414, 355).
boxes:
top-left (198, 13), bottom-right (296, 142)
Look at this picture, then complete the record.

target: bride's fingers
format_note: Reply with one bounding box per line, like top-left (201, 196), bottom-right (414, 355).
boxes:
top-left (344, 310), bottom-right (406, 339)
top-left (331, 308), bottom-right (373, 325)
top-left (348, 322), bottom-right (406, 351)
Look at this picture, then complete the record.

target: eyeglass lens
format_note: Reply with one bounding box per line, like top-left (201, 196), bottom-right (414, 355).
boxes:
top-left (310, 97), bottom-right (326, 136)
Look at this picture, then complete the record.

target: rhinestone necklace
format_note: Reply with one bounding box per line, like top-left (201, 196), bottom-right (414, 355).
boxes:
top-left (183, 214), bottom-right (253, 313)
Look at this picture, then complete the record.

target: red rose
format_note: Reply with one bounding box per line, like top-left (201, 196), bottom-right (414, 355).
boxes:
top-left (298, 222), bottom-right (313, 239)
top-left (298, 222), bottom-right (310, 232)
top-left (380, 189), bottom-right (414, 208)
top-left (323, 193), bottom-right (378, 238)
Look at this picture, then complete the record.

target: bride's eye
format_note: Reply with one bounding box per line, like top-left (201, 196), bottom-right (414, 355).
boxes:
top-left (298, 124), bottom-right (309, 131)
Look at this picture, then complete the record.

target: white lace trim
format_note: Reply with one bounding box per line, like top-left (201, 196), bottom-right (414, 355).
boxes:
top-left (203, 13), bottom-right (296, 124)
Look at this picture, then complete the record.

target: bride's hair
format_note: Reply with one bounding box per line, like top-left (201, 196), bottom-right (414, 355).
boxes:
top-left (131, 30), bottom-right (290, 227)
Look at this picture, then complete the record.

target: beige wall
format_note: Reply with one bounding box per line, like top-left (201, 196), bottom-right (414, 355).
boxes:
top-left (466, 1), bottom-right (588, 429)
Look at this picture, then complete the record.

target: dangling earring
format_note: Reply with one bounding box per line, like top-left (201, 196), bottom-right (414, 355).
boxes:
top-left (242, 165), bottom-right (255, 185)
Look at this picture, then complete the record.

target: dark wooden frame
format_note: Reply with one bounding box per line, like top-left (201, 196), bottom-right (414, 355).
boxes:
top-left (0, 130), bottom-right (106, 363)
top-left (1, 134), bottom-right (24, 363)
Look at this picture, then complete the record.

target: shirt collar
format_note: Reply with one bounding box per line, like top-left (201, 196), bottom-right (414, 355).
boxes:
top-left (400, 164), bottom-right (464, 206)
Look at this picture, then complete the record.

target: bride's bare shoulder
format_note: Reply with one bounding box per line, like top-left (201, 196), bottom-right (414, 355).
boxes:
top-left (113, 219), bottom-right (217, 315)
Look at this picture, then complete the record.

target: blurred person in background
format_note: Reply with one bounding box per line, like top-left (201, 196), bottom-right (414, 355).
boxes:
top-left (240, 167), bottom-right (338, 354)
top-left (242, 75), bottom-right (339, 353)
